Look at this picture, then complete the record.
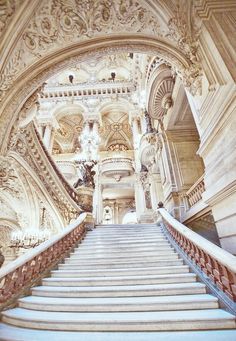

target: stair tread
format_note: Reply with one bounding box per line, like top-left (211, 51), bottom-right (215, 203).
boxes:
top-left (32, 282), bottom-right (206, 293)
top-left (1, 324), bottom-right (236, 341)
top-left (19, 294), bottom-right (218, 305)
top-left (3, 308), bottom-right (234, 322)
top-left (53, 265), bottom-right (190, 275)
top-left (44, 273), bottom-right (196, 282)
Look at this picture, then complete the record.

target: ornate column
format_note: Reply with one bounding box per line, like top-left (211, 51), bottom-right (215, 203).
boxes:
top-left (42, 123), bottom-right (54, 152)
top-left (131, 117), bottom-right (140, 149)
top-left (140, 111), bottom-right (147, 135)
top-left (143, 110), bottom-right (154, 134)
top-left (114, 202), bottom-right (119, 224)
top-left (96, 183), bottom-right (103, 224)
top-left (134, 173), bottom-right (147, 222)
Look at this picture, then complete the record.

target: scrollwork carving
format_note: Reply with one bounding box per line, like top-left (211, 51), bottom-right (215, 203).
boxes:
top-left (0, 0), bottom-right (24, 35)
top-left (22, 0), bottom-right (160, 56)
top-left (166, 1), bottom-right (202, 95)
top-left (0, 48), bottom-right (26, 99)
top-left (17, 0), bottom-right (162, 63)
top-left (0, 157), bottom-right (17, 192)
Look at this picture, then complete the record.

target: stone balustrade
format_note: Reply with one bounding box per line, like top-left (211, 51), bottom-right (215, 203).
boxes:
top-left (40, 81), bottom-right (134, 101)
top-left (158, 208), bottom-right (236, 302)
top-left (0, 213), bottom-right (88, 310)
top-left (185, 175), bottom-right (205, 208)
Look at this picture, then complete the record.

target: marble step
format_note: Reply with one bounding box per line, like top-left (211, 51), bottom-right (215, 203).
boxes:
top-left (72, 249), bottom-right (175, 257)
top-left (69, 250), bottom-right (177, 260)
top-left (31, 282), bottom-right (206, 298)
top-left (86, 234), bottom-right (163, 239)
top-left (2, 308), bottom-right (235, 331)
top-left (77, 242), bottom-right (171, 250)
top-left (59, 259), bottom-right (184, 269)
top-left (1, 324), bottom-right (236, 341)
top-left (93, 228), bottom-right (160, 231)
top-left (74, 245), bottom-right (173, 253)
top-left (83, 238), bottom-right (167, 244)
top-left (52, 265), bottom-right (190, 278)
top-left (95, 223), bottom-right (160, 230)
top-left (18, 294), bottom-right (219, 312)
top-left (80, 238), bottom-right (169, 246)
top-left (90, 231), bottom-right (162, 235)
top-left (65, 252), bottom-right (179, 265)
top-left (85, 233), bottom-right (164, 239)
top-left (42, 273), bottom-right (196, 287)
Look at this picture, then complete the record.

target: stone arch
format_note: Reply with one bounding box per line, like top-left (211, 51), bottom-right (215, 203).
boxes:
top-left (0, 35), bottom-right (198, 154)
top-left (52, 103), bottom-right (87, 121)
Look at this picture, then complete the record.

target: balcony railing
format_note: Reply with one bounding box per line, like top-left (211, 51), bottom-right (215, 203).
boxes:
top-left (185, 175), bottom-right (205, 208)
top-left (40, 81), bottom-right (134, 101)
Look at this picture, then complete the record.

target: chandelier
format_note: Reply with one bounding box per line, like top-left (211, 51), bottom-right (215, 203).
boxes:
top-left (10, 207), bottom-right (51, 249)
top-left (10, 229), bottom-right (51, 249)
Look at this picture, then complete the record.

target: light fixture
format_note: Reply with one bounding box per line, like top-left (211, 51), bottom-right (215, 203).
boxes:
top-left (10, 229), bottom-right (50, 249)
top-left (10, 208), bottom-right (51, 249)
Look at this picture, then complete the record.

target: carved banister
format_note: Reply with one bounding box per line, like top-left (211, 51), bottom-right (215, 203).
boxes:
top-left (185, 174), bottom-right (205, 207)
top-left (0, 213), bottom-right (89, 310)
top-left (34, 126), bottom-right (81, 203)
top-left (158, 208), bottom-right (236, 302)
top-left (10, 121), bottom-right (94, 220)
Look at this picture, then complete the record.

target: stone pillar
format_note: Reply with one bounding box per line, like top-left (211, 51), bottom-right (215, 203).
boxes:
top-left (134, 174), bottom-right (147, 222)
top-left (114, 202), bottom-right (119, 224)
top-left (140, 111), bottom-right (147, 135)
top-left (92, 120), bottom-right (99, 136)
top-left (131, 117), bottom-right (140, 148)
top-left (97, 184), bottom-right (103, 224)
top-left (149, 173), bottom-right (164, 210)
top-left (43, 123), bottom-right (53, 150)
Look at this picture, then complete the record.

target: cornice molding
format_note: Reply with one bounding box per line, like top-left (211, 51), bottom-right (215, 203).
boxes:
top-left (202, 180), bottom-right (236, 206)
top-left (194, 0), bottom-right (236, 19)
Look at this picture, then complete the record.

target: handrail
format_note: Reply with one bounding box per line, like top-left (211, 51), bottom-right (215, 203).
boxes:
top-left (34, 125), bottom-right (82, 205)
top-left (158, 208), bottom-right (236, 302)
top-left (0, 213), bottom-right (88, 310)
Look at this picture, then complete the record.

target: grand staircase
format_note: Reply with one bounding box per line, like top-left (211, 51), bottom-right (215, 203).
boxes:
top-left (0, 223), bottom-right (236, 340)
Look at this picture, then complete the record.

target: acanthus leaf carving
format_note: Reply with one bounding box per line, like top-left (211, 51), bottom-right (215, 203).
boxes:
top-left (0, 156), bottom-right (22, 198)
top-left (0, 0), bottom-right (24, 35)
top-left (22, 0), bottom-right (161, 55)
